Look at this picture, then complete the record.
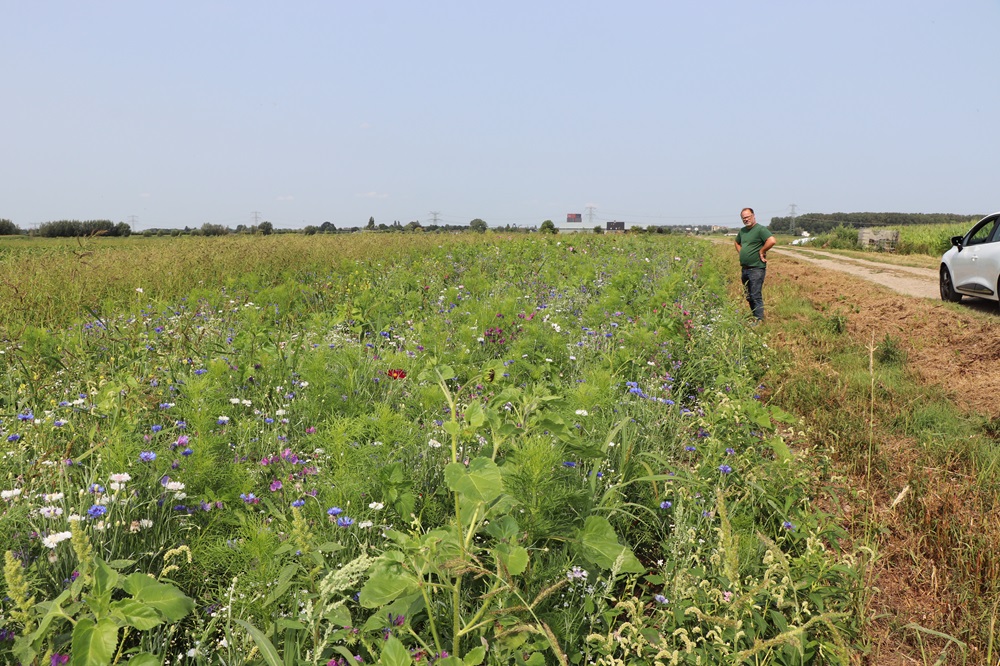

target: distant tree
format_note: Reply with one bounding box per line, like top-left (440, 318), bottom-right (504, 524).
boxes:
top-left (593, 225), bottom-right (604, 234)
top-left (366, 217), bottom-right (375, 230)
top-left (539, 220), bottom-right (557, 234)
top-left (320, 221), bottom-right (337, 233)
top-left (200, 223), bottom-right (229, 236)
top-left (469, 218), bottom-right (488, 233)
top-left (258, 221), bottom-right (274, 235)
top-left (0, 219), bottom-right (20, 235)
top-left (405, 221), bottom-right (423, 232)
top-left (303, 225), bottom-right (319, 235)
top-left (114, 222), bottom-right (131, 237)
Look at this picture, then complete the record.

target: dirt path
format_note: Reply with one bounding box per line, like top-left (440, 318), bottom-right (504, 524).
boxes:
top-left (773, 247), bottom-right (940, 299)
top-left (769, 247), bottom-right (1000, 416)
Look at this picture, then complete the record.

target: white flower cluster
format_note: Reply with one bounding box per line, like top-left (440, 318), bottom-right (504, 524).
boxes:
top-left (42, 531), bottom-right (72, 549)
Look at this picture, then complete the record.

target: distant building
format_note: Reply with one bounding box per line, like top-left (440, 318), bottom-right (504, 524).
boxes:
top-left (607, 221), bottom-right (625, 231)
top-left (567, 213), bottom-right (582, 224)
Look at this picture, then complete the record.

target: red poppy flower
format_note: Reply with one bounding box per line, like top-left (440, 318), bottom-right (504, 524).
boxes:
top-left (386, 369), bottom-right (407, 380)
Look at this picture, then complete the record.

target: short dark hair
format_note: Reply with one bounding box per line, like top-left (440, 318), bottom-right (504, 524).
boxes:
top-left (741, 207), bottom-right (754, 216)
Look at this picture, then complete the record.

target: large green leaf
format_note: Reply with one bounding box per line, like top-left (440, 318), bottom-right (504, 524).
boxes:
top-left (464, 401), bottom-right (486, 429)
top-left (464, 646), bottom-right (487, 665)
top-left (575, 516), bottom-right (644, 574)
top-left (132, 582), bottom-right (195, 622)
top-left (122, 572), bottom-right (158, 596)
top-left (381, 637), bottom-right (412, 666)
top-left (126, 654), bottom-right (162, 666)
top-left (110, 599), bottom-right (164, 630)
top-left (360, 568), bottom-right (418, 608)
top-left (505, 546), bottom-right (529, 576)
top-left (444, 457), bottom-right (503, 503)
top-left (70, 617), bottom-right (119, 666)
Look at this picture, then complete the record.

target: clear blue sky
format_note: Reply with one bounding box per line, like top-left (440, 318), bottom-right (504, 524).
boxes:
top-left (3, 1), bottom-right (999, 230)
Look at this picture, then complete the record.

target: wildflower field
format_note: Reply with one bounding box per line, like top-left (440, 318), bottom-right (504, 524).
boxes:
top-left (0, 234), bottom-right (859, 665)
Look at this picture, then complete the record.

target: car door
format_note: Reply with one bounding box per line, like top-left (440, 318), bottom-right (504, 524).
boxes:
top-left (951, 215), bottom-right (1000, 295)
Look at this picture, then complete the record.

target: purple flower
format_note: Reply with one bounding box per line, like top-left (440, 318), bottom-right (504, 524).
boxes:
top-left (181, 448), bottom-right (193, 457)
top-left (151, 425), bottom-right (162, 433)
top-left (660, 500), bottom-right (672, 510)
top-left (726, 448), bottom-right (736, 455)
top-left (240, 493), bottom-right (260, 505)
top-left (684, 445), bottom-right (696, 452)
top-left (194, 368), bottom-right (207, 375)
top-left (269, 479), bottom-right (283, 492)
top-left (327, 507), bottom-right (343, 516)
top-left (654, 594), bottom-right (668, 605)
top-left (139, 451), bottom-right (156, 462)
top-left (783, 521), bottom-right (795, 531)
top-left (337, 516), bottom-right (354, 528)
top-left (17, 412), bottom-right (33, 421)
top-left (86, 505), bottom-right (107, 519)
top-left (291, 499), bottom-right (305, 507)
top-left (718, 464), bottom-right (732, 474)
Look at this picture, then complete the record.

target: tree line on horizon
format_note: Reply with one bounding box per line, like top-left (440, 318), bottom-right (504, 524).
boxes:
top-left (769, 212), bottom-right (982, 234)
top-left (2, 212), bottom-right (985, 239)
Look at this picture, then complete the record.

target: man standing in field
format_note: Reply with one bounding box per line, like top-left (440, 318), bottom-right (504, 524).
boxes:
top-left (734, 207), bottom-right (776, 321)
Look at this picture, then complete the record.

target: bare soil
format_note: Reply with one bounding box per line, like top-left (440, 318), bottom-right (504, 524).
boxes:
top-left (773, 247), bottom-right (1000, 416)
top-left (764, 248), bottom-right (1000, 664)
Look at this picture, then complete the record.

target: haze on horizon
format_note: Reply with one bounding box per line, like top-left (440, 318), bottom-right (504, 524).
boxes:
top-left (3, 1), bottom-right (999, 231)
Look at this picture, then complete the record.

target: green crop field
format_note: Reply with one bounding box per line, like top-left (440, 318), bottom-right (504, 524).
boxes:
top-left (0, 234), bottom-right (857, 665)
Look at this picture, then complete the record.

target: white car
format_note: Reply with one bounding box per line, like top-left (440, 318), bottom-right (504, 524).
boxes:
top-left (940, 212), bottom-right (1000, 303)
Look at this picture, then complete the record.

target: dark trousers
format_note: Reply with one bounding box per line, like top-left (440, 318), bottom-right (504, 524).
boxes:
top-left (741, 266), bottom-right (766, 320)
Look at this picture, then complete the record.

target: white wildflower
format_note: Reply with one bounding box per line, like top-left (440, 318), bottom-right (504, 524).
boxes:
top-left (42, 531), bottom-right (72, 548)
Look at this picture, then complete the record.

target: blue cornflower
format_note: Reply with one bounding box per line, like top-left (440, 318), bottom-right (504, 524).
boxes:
top-left (87, 505), bottom-right (107, 519)
top-left (660, 501), bottom-right (672, 510)
top-left (181, 448), bottom-right (193, 456)
top-left (139, 451), bottom-right (156, 462)
top-left (654, 594), bottom-right (668, 605)
top-left (89, 484), bottom-right (105, 494)
top-left (327, 507), bottom-right (343, 516)
top-left (151, 425), bottom-right (162, 433)
top-left (7, 434), bottom-right (20, 442)
top-left (194, 369), bottom-right (207, 375)
top-left (718, 464), bottom-right (733, 474)
top-left (783, 521), bottom-right (795, 531)
top-left (17, 412), bottom-right (33, 421)
top-left (240, 493), bottom-right (260, 505)
top-left (291, 499), bottom-right (305, 508)
top-left (562, 461), bottom-right (577, 468)
top-left (337, 516), bottom-right (354, 528)
top-left (726, 448), bottom-right (736, 455)
top-left (685, 445), bottom-right (696, 452)
top-left (53, 420), bottom-right (66, 427)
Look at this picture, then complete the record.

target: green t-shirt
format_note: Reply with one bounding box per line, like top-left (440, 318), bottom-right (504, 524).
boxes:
top-left (736, 224), bottom-right (773, 268)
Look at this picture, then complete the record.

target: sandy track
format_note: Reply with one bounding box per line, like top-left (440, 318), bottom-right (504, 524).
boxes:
top-left (773, 247), bottom-right (940, 299)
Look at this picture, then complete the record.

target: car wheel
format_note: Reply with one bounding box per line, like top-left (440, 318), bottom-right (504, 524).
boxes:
top-left (940, 266), bottom-right (962, 302)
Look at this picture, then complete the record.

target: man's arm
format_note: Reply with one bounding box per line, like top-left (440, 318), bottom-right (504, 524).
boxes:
top-left (759, 235), bottom-right (776, 262)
